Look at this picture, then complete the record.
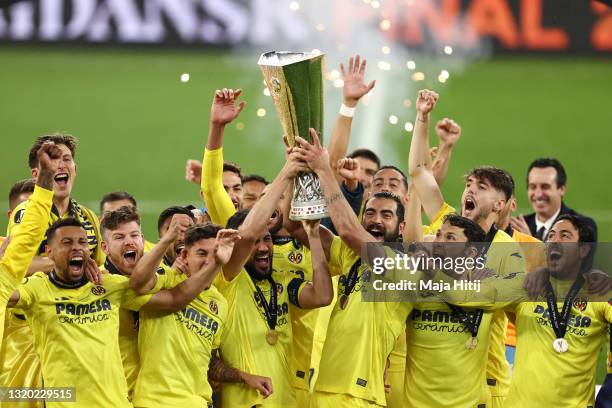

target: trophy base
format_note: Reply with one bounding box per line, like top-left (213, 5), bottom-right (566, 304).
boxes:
top-left (289, 201), bottom-right (328, 221)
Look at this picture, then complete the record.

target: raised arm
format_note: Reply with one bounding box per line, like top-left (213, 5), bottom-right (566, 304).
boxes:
top-left (143, 229), bottom-right (240, 311)
top-left (402, 186), bottom-right (423, 244)
top-left (408, 89), bottom-right (445, 222)
top-left (295, 131), bottom-right (373, 255)
top-left (1, 143), bottom-right (59, 288)
top-left (431, 118), bottom-right (461, 186)
top-left (296, 220), bottom-right (333, 309)
top-left (222, 153), bottom-right (308, 281)
top-left (328, 55), bottom-right (376, 181)
top-left (201, 88), bottom-right (246, 226)
top-left (129, 214), bottom-right (192, 294)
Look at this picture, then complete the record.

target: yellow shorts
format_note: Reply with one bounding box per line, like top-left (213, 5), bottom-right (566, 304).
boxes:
top-left (385, 370), bottom-right (406, 408)
top-left (295, 387), bottom-right (310, 408)
top-left (310, 391), bottom-right (383, 408)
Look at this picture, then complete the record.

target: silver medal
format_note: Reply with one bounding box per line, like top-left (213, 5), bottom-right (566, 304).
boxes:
top-left (552, 338), bottom-right (569, 353)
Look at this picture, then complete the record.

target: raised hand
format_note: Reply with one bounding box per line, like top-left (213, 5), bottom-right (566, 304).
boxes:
top-left (301, 219), bottom-right (321, 237)
top-left (340, 54), bottom-right (376, 107)
top-left (435, 118), bottom-right (461, 146)
top-left (36, 141), bottom-right (62, 189)
top-left (294, 129), bottom-right (329, 174)
top-left (214, 229), bottom-right (241, 265)
top-left (165, 214), bottom-right (193, 243)
top-left (416, 89), bottom-right (439, 115)
top-left (509, 215), bottom-right (532, 236)
top-left (282, 151), bottom-right (310, 179)
top-left (336, 157), bottom-right (360, 187)
top-left (185, 159), bottom-right (202, 184)
top-left (85, 257), bottom-right (102, 286)
top-left (210, 88), bottom-right (246, 126)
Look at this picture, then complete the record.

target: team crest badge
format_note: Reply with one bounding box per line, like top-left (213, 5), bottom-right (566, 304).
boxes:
top-left (572, 296), bottom-right (588, 312)
top-left (288, 251), bottom-right (303, 264)
top-left (209, 300), bottom-right (218, 315)
top-left (91, 286), bottom-right (106, 296)
top-left (276, 283), bottom-right (284, 295)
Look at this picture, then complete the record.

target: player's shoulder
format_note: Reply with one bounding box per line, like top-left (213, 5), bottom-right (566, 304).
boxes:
top-left (493, 229), bottom-right (516, 243)
top-left (102, 273), bottom-right (130, 287)
top-left (8, 201), bottom-right (30, 228)
top-left (512, 230), bottom-right (541, 244)
top-left (75, 202), bottom-right (100, 224)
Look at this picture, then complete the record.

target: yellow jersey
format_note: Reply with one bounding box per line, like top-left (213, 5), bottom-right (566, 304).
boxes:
top-left (8, 197), bottom-right (104, 266)
top-left (215, 267), bottom-right (307, 408)
top-left (13, 272), bottom-right (155, 408)
top-left (450, 273), bottom-right (611, 407)
top-left (201, 147), bottom-right (235, 227)
top-left (404, 299), bottom-right (493, 407)
top-left (134, 267), bottom-right (227, 407)
top-left (0, 186), bottom-right (53, 344)
top-left (0, 186), bottom-right (52, 407)
top-left (272, 237), bottom-right (317, 392)
top-left (100, 258), bottom-right (166, 401)
top-left (314, 237), bottom-right (413, 406)
top-left (427, 202), bottom-right (526, 398)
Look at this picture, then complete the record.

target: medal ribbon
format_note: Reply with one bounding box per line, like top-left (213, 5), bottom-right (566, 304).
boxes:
top-left (342, 259), bottom-right (362, 298)
top-left (445, 303), bottom-right (484, 339)
top-left (442, 226), bottom-right (495, 339)
top-left (545, 274), bottom-right (585, 340)
top-left (253, 276), bottom-right (278, 331)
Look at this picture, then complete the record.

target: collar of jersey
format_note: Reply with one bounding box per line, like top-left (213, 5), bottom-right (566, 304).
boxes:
top-left (272, 235), bottom-right (300, 249)
top-left (50, 198), bottom-right (79, 219)
top-left (49, 270), bottom-right (89, 289)
top-left (104, 258), bottom-right (123, 276)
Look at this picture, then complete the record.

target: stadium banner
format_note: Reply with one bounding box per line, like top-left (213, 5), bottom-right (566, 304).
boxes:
top-left (0, 0), bottom-right (611, 53)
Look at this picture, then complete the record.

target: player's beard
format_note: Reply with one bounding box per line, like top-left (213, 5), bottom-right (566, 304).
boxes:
top-left (245, 257), bottom-right (273, 281)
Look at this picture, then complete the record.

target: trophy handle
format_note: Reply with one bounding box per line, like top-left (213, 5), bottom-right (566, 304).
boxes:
top-left (289, 171), bottom-right (329, 221)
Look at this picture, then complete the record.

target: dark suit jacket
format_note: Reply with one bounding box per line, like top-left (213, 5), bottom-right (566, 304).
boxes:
top-left (524, 202), bottom-right (598, 241)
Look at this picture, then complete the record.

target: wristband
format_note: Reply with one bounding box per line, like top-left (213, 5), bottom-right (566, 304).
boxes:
top-left (339, 104), bottom-right (356, 118)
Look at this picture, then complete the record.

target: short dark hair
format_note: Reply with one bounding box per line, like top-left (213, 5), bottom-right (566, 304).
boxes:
top-left (365, 192), bottom-right (405, 222)
top-left (28, 134), bottom-right (78, 169)
top-left (223, 162), bottom-right (243, 180)
top-left (554, 214), bottom-right (596, 243)
top-left (226, 209), bottom-right (250, 230)
top-left (376, 165), bottom-right (409, 190)
top-left (157, 206), bottom-right (195, 235)
top-left (184, 223), bottom-right (222, 248)
top-left (101, 206), bottom-right (141, 236)
top-left (348, 148), bottom-right (381, 169)
top-left (444, 214), bottom-right (486, 242)
top-left (99, 191), bottom-right (137, 214)
top-left (8, 179), bottom-right (35, 210)
top-left (242, 174), bottom-right (269, 185)
top-left (465, 166), bottom-right (514, 200)
top-left (553, 214), bottom-right (597, 273)
top-left (527, 158), bottom-right (567, 188)
top-left (46, 217), bottom-right (84, 244)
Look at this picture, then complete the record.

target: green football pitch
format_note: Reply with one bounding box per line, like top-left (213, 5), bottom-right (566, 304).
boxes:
top-left (0, 47), bottom-right (610, 242)
top-left (0, 46), bottom-right (609, 381)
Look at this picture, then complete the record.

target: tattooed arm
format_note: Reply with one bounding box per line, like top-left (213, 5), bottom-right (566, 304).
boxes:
top-left (208, 351), bottom-right (273, 398)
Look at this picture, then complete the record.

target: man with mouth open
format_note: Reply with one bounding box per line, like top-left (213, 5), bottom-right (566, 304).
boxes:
top-left (2, 137), bottom-right (101, 408)
top-left (156, 206), bottom-right (195, 269)
top-left (8, 134), bottom-right (105, 271)
top-left (443, 214), bottom-right (609, 408)
top-left (213, 151), bottom-right (333, 408)
top-left (6, 212), bottom-right (238, 407)
top-left (408, 89), bottom-right (526, 408)
top-left (289, 131), bottom-right (420, 408)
